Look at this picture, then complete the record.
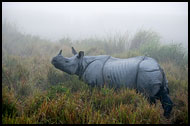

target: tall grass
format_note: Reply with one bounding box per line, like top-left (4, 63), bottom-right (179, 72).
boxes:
top-left (2, 22), bottom-right (188, 124)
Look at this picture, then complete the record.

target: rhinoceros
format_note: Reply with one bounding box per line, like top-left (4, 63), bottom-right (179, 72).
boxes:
top-left (51, 47), bottom-right (173, 118)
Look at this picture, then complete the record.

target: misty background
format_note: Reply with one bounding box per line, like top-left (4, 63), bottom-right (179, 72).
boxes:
top-left (2, 3), bottom-right (188, 124)
top-left (2, 2), bottom-right (188, 48)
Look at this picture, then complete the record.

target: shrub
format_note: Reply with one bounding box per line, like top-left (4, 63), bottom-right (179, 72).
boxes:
top-left (2, 55), bottom-right (30, 89)
top-left (47, 85), bottom-right (69, 99)
top-left (130, 30), bottom-right (160, 50)
top-left (2, 87), bottom-right (18, 117)
top-left (24, 90), bottom-right (47, 116)
top-left (171, 89), bottom-right (188, 124)
top-left (140, 43), bottom-right (187, 68)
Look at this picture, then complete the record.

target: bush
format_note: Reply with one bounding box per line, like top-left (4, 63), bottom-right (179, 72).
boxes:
top-left (171, 89), bottom-right (188, 124)
top-left (2, 55), bottom-right (30, 86)
top-left (24, 90), bottom-right (47, 116)
top-left (47, 85), bottom-right (69, 99)
top-left (2, 87), bottom-right (18, 117)
top-left (140, 43), bottom-right (187, 68)
top-left (130, 30), bottom-right (160, 50)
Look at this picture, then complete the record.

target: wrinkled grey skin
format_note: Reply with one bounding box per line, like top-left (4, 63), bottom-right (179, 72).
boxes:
top-left (51, 47), bottom-right (173, 118)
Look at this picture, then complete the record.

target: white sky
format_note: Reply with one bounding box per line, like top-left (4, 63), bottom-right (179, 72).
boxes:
top-left (2, 2), bottom-right (188, 47)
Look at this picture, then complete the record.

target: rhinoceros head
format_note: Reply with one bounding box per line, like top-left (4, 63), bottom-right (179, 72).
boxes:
top-left (51, 47), bottom-right (84, 75)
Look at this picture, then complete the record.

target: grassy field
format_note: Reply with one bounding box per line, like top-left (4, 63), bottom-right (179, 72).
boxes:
top-left (2, 22), bottom-right (188, 124)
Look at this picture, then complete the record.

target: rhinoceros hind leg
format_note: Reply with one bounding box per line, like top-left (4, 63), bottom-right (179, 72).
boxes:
top-left (157, 87), bottom-right (173, 118)
top-left (147, 84), bottom-right (161, 105)
top-left (161, 94), bottom-right (173, 118)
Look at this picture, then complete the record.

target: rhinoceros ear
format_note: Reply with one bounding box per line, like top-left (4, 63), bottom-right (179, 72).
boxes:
top-left (58, 50), bottom-right (62, 55)
top-left (72, 47), bottom-right (77, 55)
top-left (77, 51), bottom-right (84, 59)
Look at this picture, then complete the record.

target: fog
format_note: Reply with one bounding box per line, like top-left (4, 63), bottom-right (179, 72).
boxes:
top-left (2, 2), bottom-right (188, 47)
